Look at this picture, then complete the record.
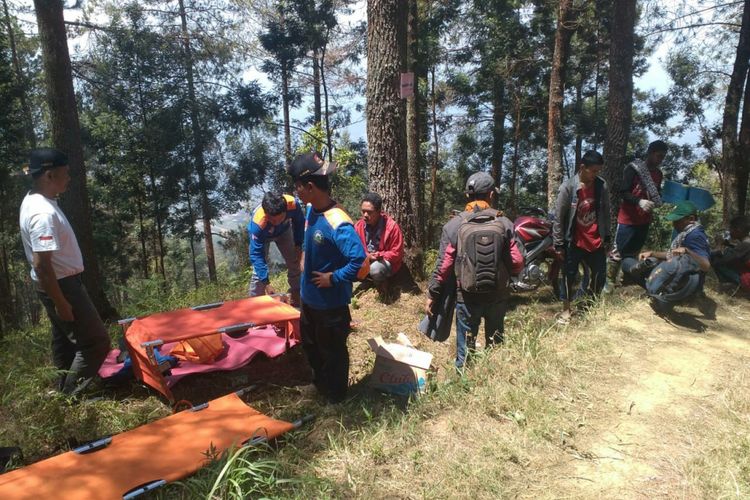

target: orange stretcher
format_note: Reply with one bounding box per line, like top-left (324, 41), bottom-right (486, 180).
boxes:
top-left (120, 295), bottom-right (300, 402)
top-left (0, 390), bottom-right (310, 499)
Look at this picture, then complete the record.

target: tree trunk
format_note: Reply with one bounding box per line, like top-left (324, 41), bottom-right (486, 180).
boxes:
top-left (367, 0), bottom-right (418, 271)
top-left (737, 64), bottom-right (750, 216)
top-left (281, 62), bottom-right (292, 166)
top-left (405, 0), bottom-right (424, 277)
top-left (136, 194), bottom-right (149, 279)
top-left (546, 0), bottom-right (576, 211)
top-left (491, 80), bottom-right (506, 197)
top-left (312, 49), bottom-right (322, 125)
top-left (510, 95), bottom-right (521, 216)
top-left (3, 0), bottom-right (35, 148)
top-left (33, 0), bottom-right (117, 320)
top-left (428, 65), bottom-right (440, 244)
top-left (721, 0), bottom-right (750, 221)
top-left (178, 0), bottom-right (216, 282)
top-left (602, 0), bottom-right (636, 230)
top-left (185, 183), bottom-right (199, 289)
top-left (574, 76), bottom-right (583, 167)
top-left (321, 42), bottom-right (333, 155)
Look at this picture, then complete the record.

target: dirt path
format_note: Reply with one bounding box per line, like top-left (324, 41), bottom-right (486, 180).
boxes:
top-left (562, 297), bottom-right (750, 498)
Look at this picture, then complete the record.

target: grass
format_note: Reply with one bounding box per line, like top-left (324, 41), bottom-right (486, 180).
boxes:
top-left (1, 275), bottom-right (749, 498)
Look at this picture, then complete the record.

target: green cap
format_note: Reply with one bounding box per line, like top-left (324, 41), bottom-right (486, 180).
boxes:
top-left (665, 200), bottom-right (698, 221)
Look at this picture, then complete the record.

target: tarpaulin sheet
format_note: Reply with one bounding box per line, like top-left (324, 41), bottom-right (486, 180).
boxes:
top-left (0, 393), bottom-right (295, 500)
top-left (124, 296), bottom-right (300, 401)
top-left (100, 326), bottom-right (299, 386)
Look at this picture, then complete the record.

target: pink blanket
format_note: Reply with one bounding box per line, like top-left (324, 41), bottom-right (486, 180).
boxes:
top-left (100, 325), bottom-right (298, 387)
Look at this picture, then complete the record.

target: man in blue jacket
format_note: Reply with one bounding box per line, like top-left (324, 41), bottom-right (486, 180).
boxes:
top-left (247, 191), bottom-right (304, 306)
top-left (289, 153), bottom-right (366, 403)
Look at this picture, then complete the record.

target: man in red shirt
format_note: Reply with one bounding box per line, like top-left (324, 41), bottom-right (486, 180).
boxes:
top-left (354, 192), bottom-right (404, 298)
top-left (552, 150), bottom-right (611, 320)
top-left (606, 140), bottom-right (667, 290)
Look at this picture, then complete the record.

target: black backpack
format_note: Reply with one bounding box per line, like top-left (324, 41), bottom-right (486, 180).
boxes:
top-left (455, 209), bottom-right (510, 293)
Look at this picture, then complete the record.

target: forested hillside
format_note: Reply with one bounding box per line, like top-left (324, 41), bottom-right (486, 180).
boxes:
top-left (1, 0), bottom-right (748, 331)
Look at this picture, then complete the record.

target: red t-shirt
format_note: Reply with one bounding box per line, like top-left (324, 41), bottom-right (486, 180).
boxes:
top-left (574, 184), bottom-right (602, 252)
top-left (617, 168), bottom-right (664, 225)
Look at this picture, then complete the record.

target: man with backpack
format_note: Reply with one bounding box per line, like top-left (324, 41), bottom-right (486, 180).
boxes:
top-left (552, 150), bottom-right (610, 320)
top-left (606, 140), bottom-right (668, 291)
top-left (621, 200), bottom-right (712, 315)
top-left (426, 172), bottom-right (513, 369)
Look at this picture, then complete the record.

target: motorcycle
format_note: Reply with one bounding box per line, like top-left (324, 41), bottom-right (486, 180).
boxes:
top-left (511, 207), bottom-right (562, 296)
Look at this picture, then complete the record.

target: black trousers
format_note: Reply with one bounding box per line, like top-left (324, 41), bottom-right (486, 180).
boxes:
top-left (37, 274), bottom-right (110, 395)
top-left (299, 303), bottom-right (351, 402)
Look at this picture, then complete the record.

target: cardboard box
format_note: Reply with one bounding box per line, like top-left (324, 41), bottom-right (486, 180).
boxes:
top-left (367, 334), bottom-right (433, 396)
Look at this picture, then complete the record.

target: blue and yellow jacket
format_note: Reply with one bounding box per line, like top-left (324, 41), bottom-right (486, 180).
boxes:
top-left (247, 194), bottom-right (304, 283)
top-left (302, 203), bottom-right (366, 309)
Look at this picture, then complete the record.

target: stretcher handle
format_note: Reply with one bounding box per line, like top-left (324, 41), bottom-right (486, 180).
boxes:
top-left (73, 436), bottom-right (112, 455)
top-left (234, 384), bottom-right (259, 397)
top-left (117, 317), bottom-right (136, 325)
top-left (122, 479), bottom-right (167, 499)
top-left (217, 322), bottom-right (256, 334)
top-left (191, 301), bottom-right (224, 311)
top-left (141, 339), bottom-right (164, 348)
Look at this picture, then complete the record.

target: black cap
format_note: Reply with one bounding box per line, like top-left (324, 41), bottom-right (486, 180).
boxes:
top-left (287, 152), bottom-right (337, 181)
top-left (26, 148), bottom-right (68, 176)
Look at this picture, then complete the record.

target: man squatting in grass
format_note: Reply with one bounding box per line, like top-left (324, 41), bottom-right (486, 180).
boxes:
top-left (622, 200), bottom-right (713, 314)
top-left (289, 153), bottom-right (366, 404)
top-left (606, 140), bottom-right (667, 290)
top-left (427, 172), bottom-right (514, 369)
top-left (711, 215), bottom-right (750, 294)
top-left (247, 191), bottom-right (305, 306)
top-left (552, 150), bottom-right (610, 320)
top-left (354, 192), bottom-right (404, 298)
top-left (18, 148), bottom-right (110, 396)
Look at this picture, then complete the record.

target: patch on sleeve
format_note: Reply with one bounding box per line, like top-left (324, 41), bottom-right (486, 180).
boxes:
top-left (323, 207), bottom-right (353, 230)
top-left (283, 194), bottom-right (297, 211)
top-left (252, 207), bottom-right (267, 229)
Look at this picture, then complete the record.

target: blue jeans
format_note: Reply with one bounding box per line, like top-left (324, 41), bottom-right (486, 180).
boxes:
top-left (562, 245), bottom-right (606, 300)
top-left (455, 298), bottom-right (507, 368)
top-left (614, 223), bottom-right (650, 259)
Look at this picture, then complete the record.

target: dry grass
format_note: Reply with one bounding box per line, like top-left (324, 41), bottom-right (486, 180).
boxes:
top-left (2, 278), bottom-right (749, 499)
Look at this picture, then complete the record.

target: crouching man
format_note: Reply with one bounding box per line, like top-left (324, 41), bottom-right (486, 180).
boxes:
top-left (354, 192), bottom-right (404, 299)
top-left (621, 201), bottom-right (713, 315)
top-left (711, 215), bottom-right (750, 294)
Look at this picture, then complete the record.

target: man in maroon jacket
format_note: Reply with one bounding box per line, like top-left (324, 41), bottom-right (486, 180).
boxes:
top-left (606, 140), bottom-right (667, 290)
top-left (354, 192), bottom-right (404, 297)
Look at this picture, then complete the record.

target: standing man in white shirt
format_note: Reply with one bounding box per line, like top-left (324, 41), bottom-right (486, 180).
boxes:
top-left (19, 148), bottom-right (110, 396)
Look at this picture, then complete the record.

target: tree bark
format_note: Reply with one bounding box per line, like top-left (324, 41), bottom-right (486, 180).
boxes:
top-left (602, 0), bottom-right (636, 229)
top-left (405, 0), bottom-right (424, 277)
top-left (178, 0), bottom-right (216, 281)
top-left (574, 76), bottom-right (583, 167)
top-left (321, 42), bottom-right (333, 155)
top-left (546, 0), bottom-right (576, 211)
top-left (33, 0), bottom-right (117, 320)
top-left (737, 64), bottom-right (750, 216)
top-left (367, 0), bottom-right (420, 272)
top-left (136, 194), bottom-right (149, 279)
top-left (428, 65), bottom-right (440, 244)
top-left (281, 60), bottom-right (292, 166)
top-left (510, 95), bottom-right (521, 216)
top-left (721, 0), bottom-right (750, 221)
top-left (312, 49), bottom-right (322, 125)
